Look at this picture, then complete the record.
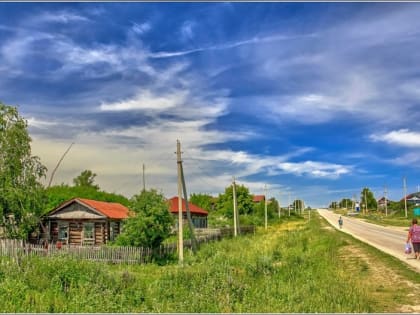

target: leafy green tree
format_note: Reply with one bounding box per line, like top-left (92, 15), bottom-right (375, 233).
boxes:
top-left (73, 170), bottom-right (99, 190)
top-left (293, 199), bottom-right (304, 212)
top-left (0, 103), bottom-right (47, 238)
top-left (329, 201), bottom-right (338, 209)
top-left (115, 189), bottom-right (173, 248)
top-left (216, 184), bottom-right (254, 218)
top-left (361, 187), bottom-right (377, 211)
top-left (338, 198), bottom-right (353, 209)
top-left (189, 193), bottom-right (214, 212)
top-left (254, 197), bottom-right (279, 220)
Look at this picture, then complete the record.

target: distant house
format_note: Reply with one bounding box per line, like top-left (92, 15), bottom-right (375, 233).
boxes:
top-left (168, 197), bottom-right (208, 228)
top-left (40, 198), bottom-right (131, 246)
top-left (401, 192), bottom-right (420, 206)
top-left (377, 197), bottom-right (391, 209)
top-left (253, 195), bottom-right (265, 203)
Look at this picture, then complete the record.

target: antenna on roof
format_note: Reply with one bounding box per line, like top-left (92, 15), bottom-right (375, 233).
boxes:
top-left (47, 142), bottom-right (75, 188)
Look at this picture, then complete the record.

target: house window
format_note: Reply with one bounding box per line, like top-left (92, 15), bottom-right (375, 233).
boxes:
top-left (83, 222), bottom-right (95, 241)
top-left (58, 224), bottom-right (68, 241)
top-left (109, 222), bottom-right (118, 241)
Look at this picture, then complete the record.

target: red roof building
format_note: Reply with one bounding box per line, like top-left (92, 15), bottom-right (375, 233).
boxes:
top-left (76, 198), bottom-right (131, 219)
top-left (253, 195), bottom-right (266, 203)
top-left (168, 196), bottom-right (208, 228)
top-left (40, 198), bottom-right (131, 246)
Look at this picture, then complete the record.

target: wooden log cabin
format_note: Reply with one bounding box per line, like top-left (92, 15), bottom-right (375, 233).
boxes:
top-left (41, 198), bottom-right (131, 246)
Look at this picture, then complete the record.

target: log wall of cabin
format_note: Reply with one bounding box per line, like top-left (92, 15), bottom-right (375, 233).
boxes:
top-left (45, 219), bottom-right (120, 245)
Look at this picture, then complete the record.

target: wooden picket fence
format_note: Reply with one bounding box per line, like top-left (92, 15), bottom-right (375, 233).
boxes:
top-left (0, 225), bottom-right (255, 264)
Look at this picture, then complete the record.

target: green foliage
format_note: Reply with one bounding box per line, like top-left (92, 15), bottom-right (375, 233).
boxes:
top-left (115, 189), bottom-right (174, 248)
top-left (253, 198), bottom-right (278, 221)
top-left (44, 184), bottom-right (129, 214)
top-left (361, 187), bottom-right (377, 211)
top-left (189, 193), bottom-right (214, 212)
top-left (1, 214), bottom-right (419, 312)
top-left (338, 198), bottom-right (353, 208)
top-left (0, 102), bottom-right (47, 238)
top-left (73, 169), bottom-right (99, 190)
top-left (216, 184), bottom-right (254, 218)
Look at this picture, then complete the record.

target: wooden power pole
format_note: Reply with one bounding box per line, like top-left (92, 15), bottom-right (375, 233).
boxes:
top-left (142, 163), bottom-right (146, 192)
top-left (177, 140), bottom-right (198, 253)
top-left (176, 140), bottom-right (183, 263)
top-left (264, 185), bottom-right (268, 230)
top-left (232, 177), bottom-right (238, 237)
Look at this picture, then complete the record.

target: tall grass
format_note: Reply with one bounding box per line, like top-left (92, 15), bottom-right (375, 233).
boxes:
top-left (0, 213), bottom-right (415, 312)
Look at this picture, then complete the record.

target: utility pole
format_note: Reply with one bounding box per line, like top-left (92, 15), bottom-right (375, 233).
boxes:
top-left (308, 202), bottom-right (311, 221)
top-left (232, 176), bottom-right (238, 237)
top-left (403, 176), bottom-right (408, 218)
top-left (384, 186), bottom-right (388, 217)
top-left (264, 185), bottom-right (268, 230)
top-left (278, 193), bottom-right (281, 218)
top-left (142, 163), bottom-right (146, 192)
top-left (364, 188), bottom-right (368, 215)
top-left (288, 192), bottom-right (291, 216)
top-left (176, 140), bottom-right (183, 264)
top-left (179, 156), bottom-right (198, 253)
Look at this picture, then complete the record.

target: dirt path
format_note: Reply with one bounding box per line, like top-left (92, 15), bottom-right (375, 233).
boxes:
top-left (317, 209), bottom-right (420, 313)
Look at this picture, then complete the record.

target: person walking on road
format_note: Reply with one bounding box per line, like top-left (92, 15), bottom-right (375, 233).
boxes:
top-left (338, 216), bottom-right (343, 229)
top-left (406, 218), bottom-right (420, 259)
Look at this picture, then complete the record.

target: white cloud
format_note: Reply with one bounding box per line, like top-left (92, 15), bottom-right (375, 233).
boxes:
top-left (26, 117), bottom-right (58, 129)
top-left (370, 129), bottom-right (420, 147)
top-left (389, 152), bottom-right (420, 166)
top-left (131, 21), bottom-right (151, 35)
top-left (181, 21), bottom-right (195, 40)
top-left (149, 32), bottom-right (317, 59)
top-left (36, 11), bottom-right (90, 24)
top-left (99, 90), bottom-right (187, 112)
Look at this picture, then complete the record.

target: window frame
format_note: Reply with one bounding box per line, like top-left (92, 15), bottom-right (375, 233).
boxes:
top-left (83, 222), bottom-right (95, 241)
top-left (58, 223), bottom-right (69, 242)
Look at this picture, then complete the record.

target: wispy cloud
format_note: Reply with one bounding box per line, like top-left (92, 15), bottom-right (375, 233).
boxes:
top-left (149, 32), bottom-right (318, 58)
top-left (131, 21), bottom-right (151, 35)
top-left (99, 90), bottom-right (187, 112)
top-left (35, 11), bottom-right (90, 24)
top-left (180, 20), bottom-right (195, 40)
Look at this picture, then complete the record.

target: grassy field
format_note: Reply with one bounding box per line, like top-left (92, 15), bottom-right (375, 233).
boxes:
top-left (0, 212), bottom-right (419, 313)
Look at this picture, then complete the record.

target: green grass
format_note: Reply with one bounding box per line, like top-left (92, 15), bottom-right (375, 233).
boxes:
top-left (0, 213), bottom-right (419, 312)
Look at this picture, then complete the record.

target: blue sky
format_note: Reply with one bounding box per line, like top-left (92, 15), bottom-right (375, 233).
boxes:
top-left (1, 2), bottom-right (420, 208)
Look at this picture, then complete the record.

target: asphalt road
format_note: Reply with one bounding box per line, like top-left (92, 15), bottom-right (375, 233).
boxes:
top-left (317, 209), bottom-right (420, 273)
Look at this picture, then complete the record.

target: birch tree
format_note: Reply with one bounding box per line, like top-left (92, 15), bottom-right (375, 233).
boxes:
top-left (0, 102), bottom-right (47, 238)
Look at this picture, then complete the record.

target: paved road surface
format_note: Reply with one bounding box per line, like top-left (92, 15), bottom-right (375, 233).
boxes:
top-left (317, 209), bottom-right (420, 273)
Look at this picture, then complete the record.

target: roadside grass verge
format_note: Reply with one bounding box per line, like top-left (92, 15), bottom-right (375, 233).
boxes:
top-left (0, 213), bottom-right (419, 312)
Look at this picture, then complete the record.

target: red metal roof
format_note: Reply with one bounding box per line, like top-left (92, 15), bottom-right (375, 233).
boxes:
top-left (168, 197), bottom-right (208, 216)
top-left (77, 198), bottom-right (130, 219)
top-left (253, 195), bottom-right (265, 202)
